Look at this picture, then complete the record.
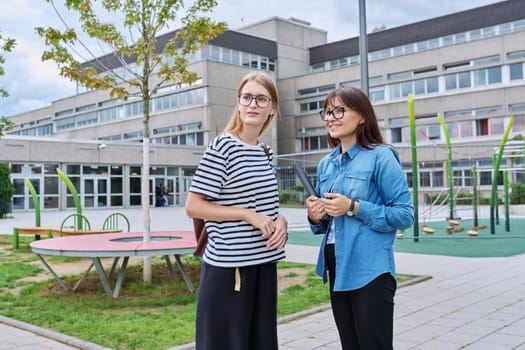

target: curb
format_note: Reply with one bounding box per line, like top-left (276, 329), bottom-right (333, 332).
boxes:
top-left (0, 315), bottom-right (111, 350)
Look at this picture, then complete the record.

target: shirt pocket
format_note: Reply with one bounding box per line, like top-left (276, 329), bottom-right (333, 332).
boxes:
top-left (342, 169), bottom-right (370, 199)
top-left (319, 174), bottom-right (332, 195)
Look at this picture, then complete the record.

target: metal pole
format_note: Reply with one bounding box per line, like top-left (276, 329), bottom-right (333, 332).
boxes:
top-left (437, 114), bottom-right (454, 220)
top-left (504, 170), bottom-right (510, 232)
top-left (408, 94), bottom-right (419, 242)
top-left (358, 0), bottom-right (369, 96)
top-left (472, 165), bottom-right (478, 227)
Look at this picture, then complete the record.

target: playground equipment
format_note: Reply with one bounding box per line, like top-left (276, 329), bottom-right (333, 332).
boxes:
top-left (56, 168), bottom-right (82, 216)
top-left (12, 179), bottom-right (53, 249)
top-left (406, 96), bottom-right (520, 241)
top-left (490, 116), bottom-right (514, 234)
top-left (408, 94), bottom-right (420, 242)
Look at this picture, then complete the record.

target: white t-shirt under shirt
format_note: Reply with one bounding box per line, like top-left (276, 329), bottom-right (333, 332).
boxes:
top-left (189, 133), bottom-right (286, 267)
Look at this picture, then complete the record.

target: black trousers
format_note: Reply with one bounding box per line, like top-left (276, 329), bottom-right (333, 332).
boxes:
top-left (195, 262), bottom-right (278, 350)
top-left (325, 244), bottom-right (396, 350)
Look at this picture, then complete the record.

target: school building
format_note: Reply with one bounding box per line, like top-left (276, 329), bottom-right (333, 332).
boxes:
top-left (2, 0), bottom-right (524, 211)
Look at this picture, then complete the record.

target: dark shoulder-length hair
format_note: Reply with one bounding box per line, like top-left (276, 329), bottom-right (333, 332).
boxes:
top-left (323, 87), bottom-right (385, 149)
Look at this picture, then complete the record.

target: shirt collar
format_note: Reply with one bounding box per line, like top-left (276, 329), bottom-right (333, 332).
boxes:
top-left (329, 143), bottom-right (361, 161)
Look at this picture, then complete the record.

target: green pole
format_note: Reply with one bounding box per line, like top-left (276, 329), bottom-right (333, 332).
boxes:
top-left (494, 153), bottom-right (500, 226)
top-left (472, 166), bottom-right (478, 227)
top-left (503, 170), bottom-right (510, 232)
top-left (56, 168), bottom-right (83, 229)
top-left (490, 116), bottom-right (514, 234)
top-left (408, 94), bottom-right (419, 242)
top-left (24, 178), bottom-right (40, 227)
top-left (437, 113), bottom-right (454, 220)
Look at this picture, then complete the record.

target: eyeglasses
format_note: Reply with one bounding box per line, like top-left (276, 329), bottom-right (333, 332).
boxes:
top-left (319, 107), bottom-right (345, 121)
top-left (239, 93), bottom-right (272, 108)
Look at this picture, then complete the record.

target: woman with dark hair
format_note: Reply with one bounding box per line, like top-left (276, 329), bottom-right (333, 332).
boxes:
top-left (306, 87), bottom-right (414, 349)
top-left (185, 71), bottom-right (288, 350)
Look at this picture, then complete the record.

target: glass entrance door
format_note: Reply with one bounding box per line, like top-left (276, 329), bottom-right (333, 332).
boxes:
top-left (82, 177), bottom-right (109, 208)
top-left (12, 177), bottom-right (41, 211)
top-left (150, 177), bottom-right (179, 206)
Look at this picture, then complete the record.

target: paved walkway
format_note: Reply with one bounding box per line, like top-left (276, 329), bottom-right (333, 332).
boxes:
top-left (1, 207), bottom-right (525, 349)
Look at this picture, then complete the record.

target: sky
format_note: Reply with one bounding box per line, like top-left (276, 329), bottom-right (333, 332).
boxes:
top-left (0, 0), bottom-right (502, 117)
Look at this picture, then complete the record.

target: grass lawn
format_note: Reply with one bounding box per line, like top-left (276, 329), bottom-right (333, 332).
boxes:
top-left (0, 234), bottom-right (329, 349)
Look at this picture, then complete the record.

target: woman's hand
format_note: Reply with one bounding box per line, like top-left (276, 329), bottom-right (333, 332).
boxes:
top-left (306, 195), bottom-right (326, 224)
top-left (246, 212), bottom-right (287, 250)
top-left (267, 214), bottom-right (288, 250)
top-left (320, 192), bottom-right (352, 217)
top-left (246, 211), bottom-right (276, 238)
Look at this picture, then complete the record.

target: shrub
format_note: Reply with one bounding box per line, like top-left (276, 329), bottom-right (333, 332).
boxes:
top-left (0, 163), bottom-right (14, 217)
top-left (510, 182), bottom-right (525, 204)
top-left (279, 187), bottom-right (305, 206)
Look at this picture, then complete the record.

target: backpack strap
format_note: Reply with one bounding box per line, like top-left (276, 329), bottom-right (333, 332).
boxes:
top-left (262, 144), bottom-right (271, 161)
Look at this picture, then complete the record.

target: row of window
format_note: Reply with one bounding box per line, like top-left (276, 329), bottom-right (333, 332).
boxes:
top-left (53, 87), bottom-right (206, 132)
top-left (198, 44), bottom-right (276, 72)
top-left (300, 109), bottom-right (525, 147)
top-left (10, 163), bottom-right (185, 210)
top-left (310, 18), bottom-right (525, 72)
top-left (298, 61), bottom-right (524, 111)
top-left (11, 83), bottom-right (205, 136)
top-left (96, 123), bottom-right (204, 144)
top-left (151, 132), bottom-right (204, 146)
top-left (404, 164), bottom-right (524, 189)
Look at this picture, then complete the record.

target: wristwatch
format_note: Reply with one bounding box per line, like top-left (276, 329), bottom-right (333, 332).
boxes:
top-left (346, 199), bottom-right (358, 217)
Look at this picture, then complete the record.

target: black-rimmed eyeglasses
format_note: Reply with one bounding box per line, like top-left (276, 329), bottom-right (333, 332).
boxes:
top-left (319, 107), bottom-right (345, 121)
top-left (239, 93), bottom-right (272, 108)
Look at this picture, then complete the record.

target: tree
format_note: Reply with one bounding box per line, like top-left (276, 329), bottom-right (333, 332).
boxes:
top-left (0, 31), bottom-right (16, 136)
top-left (0, 117), bottom-right (14, 139)
top-left (36, 0), bottom-right (227, 282)
top-left (0, 163), bottom-right (14, 218)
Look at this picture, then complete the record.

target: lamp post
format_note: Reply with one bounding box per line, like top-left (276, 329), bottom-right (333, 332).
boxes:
top-left (359, 0), bottom-right (369, 96)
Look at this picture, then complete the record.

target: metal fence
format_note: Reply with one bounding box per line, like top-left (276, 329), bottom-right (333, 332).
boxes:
top-left (274, 141), bottom-right (525, 221)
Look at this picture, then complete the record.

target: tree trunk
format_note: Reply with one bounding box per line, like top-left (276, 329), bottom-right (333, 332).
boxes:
top-left (142, 138), bottom-right (152, 283)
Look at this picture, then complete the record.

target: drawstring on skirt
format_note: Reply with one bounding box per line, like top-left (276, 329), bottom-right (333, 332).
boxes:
top-left (234, 267), bottom-right (241, 292)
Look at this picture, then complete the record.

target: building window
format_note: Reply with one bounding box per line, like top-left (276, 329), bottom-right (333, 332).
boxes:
top-left (445, 71), bottom-right (471, 90)
top-left (369, 86), bottom-right (385, 102)
top-left (298, 84), bottom-right (335, 96)
top-left (512, 114), bottom-right (525, 133)
top-left (56, 116), bottom-right (76, 131)
top-left (476, 119), bottom-right (489, 136)
top-left (126, 101), bottom-right (144, 117)
top-left (489, 118), bottom-right (505, 135)
top-left (448, 120), bottom-right (474, 139)
top-left (301, 135), bottom-right (328, 151)
top-left (510, 63), bottom-right (524, 81)
top-left (390, 77), bottom-right (438, 98)
top-left (391, 128), bottom-right (402, 143)
top-left (298, 97), bottom-right (325, 114)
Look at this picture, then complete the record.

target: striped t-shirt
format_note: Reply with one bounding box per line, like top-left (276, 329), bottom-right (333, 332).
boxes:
top-left (189, 133), bottom-right (285, 267)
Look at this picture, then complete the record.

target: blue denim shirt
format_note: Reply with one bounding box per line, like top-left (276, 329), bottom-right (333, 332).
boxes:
top-left (310, 143), bottom-right (414, 291)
